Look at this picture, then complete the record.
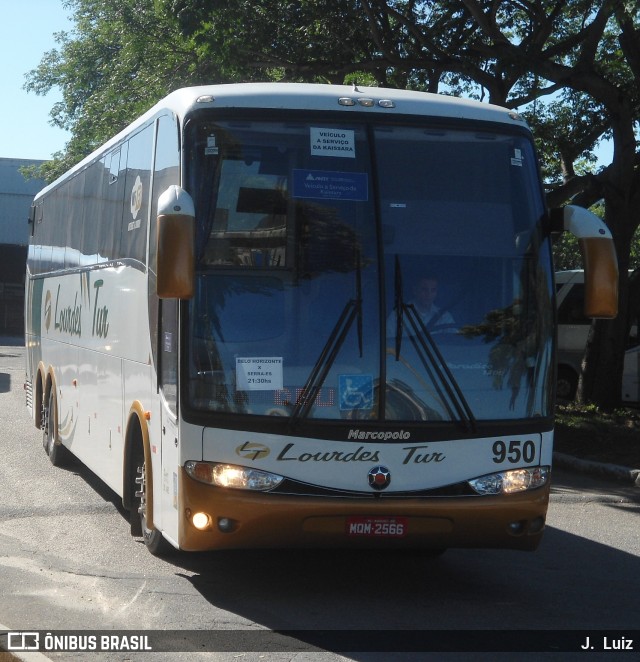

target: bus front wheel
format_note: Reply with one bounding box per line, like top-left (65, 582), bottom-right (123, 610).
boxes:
top-left (131, 442), bottom-right (174, 556)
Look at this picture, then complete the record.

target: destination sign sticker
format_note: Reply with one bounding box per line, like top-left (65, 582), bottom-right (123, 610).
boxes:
top-left (292, 169), bottom-right (368, 202)
top-left (310, 127), bottom-right (355, 158)
top-left (236, 357), bottom-right (283, 391)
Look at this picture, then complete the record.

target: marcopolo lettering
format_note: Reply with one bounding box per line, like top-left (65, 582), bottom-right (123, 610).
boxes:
top-left (348, 429), bottom-right (411, 441)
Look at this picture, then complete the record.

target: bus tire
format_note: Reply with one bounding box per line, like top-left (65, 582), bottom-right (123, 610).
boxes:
top-left (43, 387), bottom-right (69, 467)
top-left (131, 439), bottom-right (174, 556)
top-left (139, 463), bottom-right (174, 556)
top-left (557, 366), bottom-right (578, 400)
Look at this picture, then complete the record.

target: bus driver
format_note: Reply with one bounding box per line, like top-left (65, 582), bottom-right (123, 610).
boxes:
top-left (388, 274), bottom-right (456, 336)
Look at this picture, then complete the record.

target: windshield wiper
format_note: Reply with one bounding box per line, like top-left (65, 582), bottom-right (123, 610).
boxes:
top-left (289, 254), bottom-right (363, 428)
top-left (394, 255), bottom-right (404, 360)
top-left (402, 303), bottom-right (477, 433)
top-left (392, 256), bottom-right (476, 433)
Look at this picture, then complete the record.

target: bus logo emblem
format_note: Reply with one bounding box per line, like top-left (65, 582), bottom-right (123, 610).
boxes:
top-left (130, 175), bottom-right (143, 219)
top-left (368, 466), bottom-right (391, 491)
top-left (236, 441), bottom-right (270, 461)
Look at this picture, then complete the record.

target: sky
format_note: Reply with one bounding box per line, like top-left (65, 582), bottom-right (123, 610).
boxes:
top-left (0, 1), bottom-right (72, 161)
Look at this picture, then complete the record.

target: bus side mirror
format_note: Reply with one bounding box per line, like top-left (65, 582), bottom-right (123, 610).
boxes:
top-left (28, 204), bottom-right (38, 237)
top-left (555, 204), bottom-right (618, 318)
top-left (157, 186), bottom-right (195, 299)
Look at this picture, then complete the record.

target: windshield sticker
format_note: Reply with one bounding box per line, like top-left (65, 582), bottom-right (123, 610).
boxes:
top-left (310, 127), bottom-right (355, 158)
top-left (339, 375), bottom-right (374, 411)
top-left (511, 148), bottom-right (523, 167)
top-left (292, 169), bottom-right (368, 202)
top-left (236, 357), bottom-right (284, 391)
top-left (163, 331), bottom-right (173, 353)
top-left (205, 135), bottom-right (219, 156)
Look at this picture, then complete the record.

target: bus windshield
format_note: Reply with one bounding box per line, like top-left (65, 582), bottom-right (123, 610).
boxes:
top-left (185, 117), bottom-right (553, 427)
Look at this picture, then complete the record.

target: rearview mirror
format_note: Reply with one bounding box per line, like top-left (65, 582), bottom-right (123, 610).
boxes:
top-left (556, 205), bottom-right (618, 318)
top-left (157, 186), bottom-right (195, 299)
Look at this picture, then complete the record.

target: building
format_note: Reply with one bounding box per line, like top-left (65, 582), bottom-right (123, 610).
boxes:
top-left (0, 158), bottom-right (46, 337)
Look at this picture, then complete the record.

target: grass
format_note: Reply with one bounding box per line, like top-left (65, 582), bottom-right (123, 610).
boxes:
top-left (554, 403), bottom-right (640, 468)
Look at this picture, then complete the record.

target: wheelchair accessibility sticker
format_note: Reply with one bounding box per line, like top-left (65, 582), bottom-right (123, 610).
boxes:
top-left (339, 374), bottom-right (374, 411)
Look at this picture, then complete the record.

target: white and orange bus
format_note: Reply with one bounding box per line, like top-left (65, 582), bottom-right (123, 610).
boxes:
top-left (24, 84), bottom-right (617, 555)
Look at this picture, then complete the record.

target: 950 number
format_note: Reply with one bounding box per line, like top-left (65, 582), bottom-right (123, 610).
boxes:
top-left (492, 439), bottom-right (536, 464)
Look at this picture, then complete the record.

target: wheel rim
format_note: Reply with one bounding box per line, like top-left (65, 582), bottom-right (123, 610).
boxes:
top-left (135, 463), bottom-right (153, 537)
top-left (45, 391), bottom-right (56, 456)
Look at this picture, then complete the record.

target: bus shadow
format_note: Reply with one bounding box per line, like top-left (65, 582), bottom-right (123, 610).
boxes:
top-left (168, 517), bottom-right (640, 643)
top-left (0, 373), bottom-right (10, 393)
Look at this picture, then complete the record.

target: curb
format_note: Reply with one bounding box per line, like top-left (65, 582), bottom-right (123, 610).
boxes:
top-left (553, 452), bottom-right (640, 486)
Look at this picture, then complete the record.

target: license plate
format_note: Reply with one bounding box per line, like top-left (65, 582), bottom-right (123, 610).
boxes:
top-left (346, 516), bottom-right (408, 538)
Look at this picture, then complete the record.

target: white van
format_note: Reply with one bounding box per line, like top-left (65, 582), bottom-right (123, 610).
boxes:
top-left (556, 269), bottom-right (640, 402)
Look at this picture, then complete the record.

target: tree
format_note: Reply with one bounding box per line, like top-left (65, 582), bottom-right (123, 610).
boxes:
top-left (26, 0), bottom-right (640, 407)
top-left (461, 0), bottom-right (640, 409)
top-left (25, 0), bottom-right (206, 180)
top-left (343, 0), bottom-right (639, 408)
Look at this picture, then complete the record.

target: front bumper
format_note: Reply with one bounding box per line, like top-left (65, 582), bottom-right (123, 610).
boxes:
top-left (177, 468), bottom-right (550, 552)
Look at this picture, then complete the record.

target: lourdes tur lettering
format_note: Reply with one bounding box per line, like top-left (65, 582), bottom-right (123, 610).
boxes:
top-left (54, 285), bottom-right (82, 337)
top-left (277, 443), bottom-right (380, 463)
top-left (92, 279), bottom-right (109, 338)
top-left (275, 443), bottom-right (447, 465)
top-left (52, 279), bottom-right (110, 339)
top-left (401, 445), bottom-right (446, 465)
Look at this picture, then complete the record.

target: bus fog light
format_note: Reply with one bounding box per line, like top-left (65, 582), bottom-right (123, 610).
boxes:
top-left (529, 516), bottom-right (545, 534)
top-left (192, 512), bottom-right (211, 530)
top-left (508, 520), bottom-right (526, 534)
top-left (468, 466), bottom-right (549, 495)
top-left (185, 461), bottom-right (283, 491)
top-left (218, 517), bottom-right (234, 532)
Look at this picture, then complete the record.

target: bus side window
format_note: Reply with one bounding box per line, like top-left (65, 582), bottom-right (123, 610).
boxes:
top-left (122, 125), bottom-right (154, 265)
top-left (154, 115), bottom-right (181, 415)
top-left (149, 113), bottom-right (181, 373)
top-left (101, 145), bottom-right (127, 262)
top-left (82, 160), bottom-right (102, 264)
top-left (159, 298), bottom-right (178, 415)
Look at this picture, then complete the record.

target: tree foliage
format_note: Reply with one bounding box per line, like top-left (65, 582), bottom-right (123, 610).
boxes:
top-left (25, 0), bottom-right (640, 407)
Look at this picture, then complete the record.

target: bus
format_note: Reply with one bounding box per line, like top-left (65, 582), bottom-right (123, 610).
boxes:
top-left (24, 83), bottom-right (618, 555)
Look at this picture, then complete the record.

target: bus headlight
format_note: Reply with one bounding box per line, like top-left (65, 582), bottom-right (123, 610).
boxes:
top-left (468, 466), bottom-right (549, 495)
top-left (184, 461), bottom-right (284, 491)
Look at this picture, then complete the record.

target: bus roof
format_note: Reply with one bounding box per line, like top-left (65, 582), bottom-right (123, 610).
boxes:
top-left (163, 83), bottom-right (527, 124)
top-left (34, 83), bottom-right (529, 201)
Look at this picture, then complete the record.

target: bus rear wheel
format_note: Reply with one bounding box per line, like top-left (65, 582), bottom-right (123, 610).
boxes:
top-left (43, 388), bottom-right (69, 467)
